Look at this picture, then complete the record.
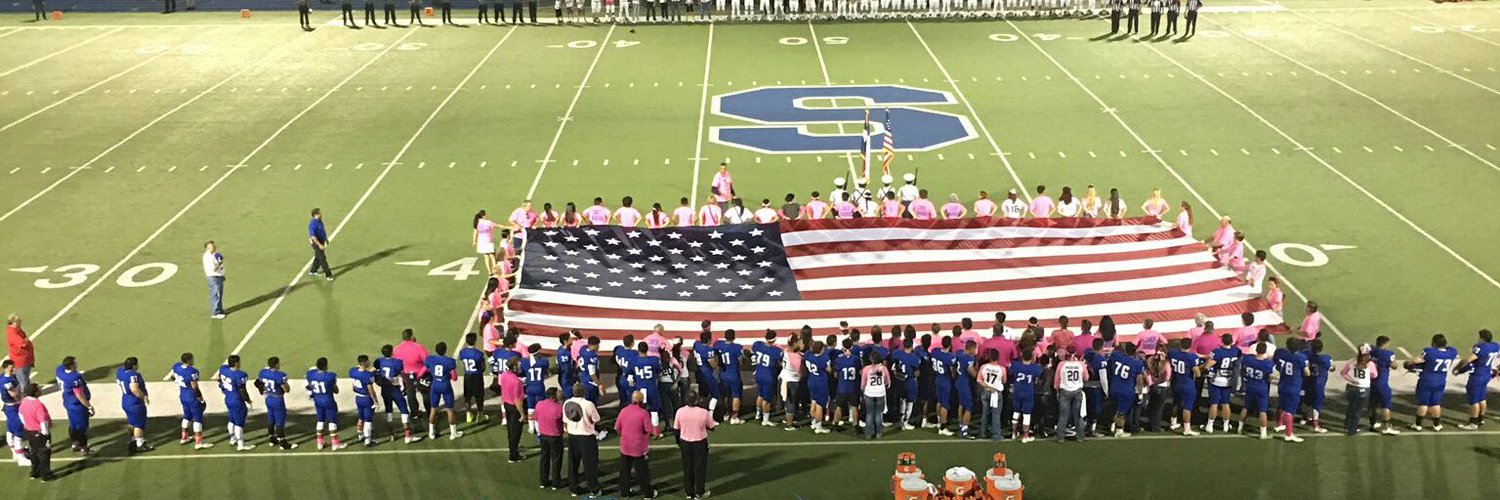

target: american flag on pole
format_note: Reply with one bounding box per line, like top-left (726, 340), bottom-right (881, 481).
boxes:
top-left (505, 218), bottom-right (1284, 349)
top-left (859, 108), bottom-right (872, 182)
top-left (880, 108), bottom-right (895, 177)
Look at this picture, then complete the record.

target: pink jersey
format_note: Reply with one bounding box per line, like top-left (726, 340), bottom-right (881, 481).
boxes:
top-left (753, 207), bottom-right (780, 223)
top-left (509, 207), bottom-right (538, 229)
top-left (646, 210), bottom-right (670, 229)
top-left (645, 333), bottom-right (666, 357)
top-left (476, 219), bottom-right (496, 245)
top-left (974, 199), bottom-right (997, 217)
top-left (615, 207), bottom-right (642, 227)
top-left (673, 206), bottom-right (695, 226)
top-left (881, 200), bottom-right (903, 218)
top-left (1028, 196), bottom-right (1054, 218)
top-left (803, 200), bottom-right (829, 219)
top-left (832, 201), bottom-right (857, 219)
top-left (710, 172), bottom-right (733, 202)
top-left (941, 203), bottom-right (964, 219)
top-left (582, 205), bottom-right (611, 225)
top-left (909, 199), bottom-right (936, 220)
top-left (1235, 326), bottom-right (1259, 353)
top-left (538, 210), bottom-right (561, 228)
top-left (1300, 311), bottom-right (1321, 340)
top-left (698, 204), bottom-right (722, 226)
top-left (1135, 329), bottom-right (1165, 355)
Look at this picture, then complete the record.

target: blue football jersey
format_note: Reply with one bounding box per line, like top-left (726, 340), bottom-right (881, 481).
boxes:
top-left (258, 368), bottom-right (288, 398)
top-left (56, 367), bottom-right (89, 407)
top-left (218, 365), bottom-right (248, 401)
top-left (305, 369), bottom-right (337, 398)
top-left (117, 367), bottom-right (146, 406)
top-left (426, 355), bottom-right (458, 390)
top-left (171, 362), bottom-right (201, 400)
top-left (348, 367), bottom-right (375, 400)
top-left (459, 347), bottom-right (486, 376)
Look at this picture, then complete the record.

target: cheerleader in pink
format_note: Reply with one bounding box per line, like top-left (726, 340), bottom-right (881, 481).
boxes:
top-left (474, 210), bottom-right (498, 273)
top-left (1176, 201), bottom-right (1194, 238)
top-left (881, 192), bottom-right (904, 218)
top-left (538, 202), bottom-right (561, 228)
top-left (672, 197), bottom-right (696, 226)
top-left (1140, 189), bottom-right (1170, 218)
top-left (941, 193), bottom-right (966, 219)
top-left (973, 190), bottom-right (997, 218)
top-left (1218, 231), bottom-right (1246, 271)
top-left (562, 202), bottom-right (583, 228)
top-left (646, 203), bottom-right (670, 229)
top-left (697, 195), bottom-right (723, 226)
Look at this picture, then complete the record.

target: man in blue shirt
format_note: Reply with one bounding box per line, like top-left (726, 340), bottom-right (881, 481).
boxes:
top-left (750, 331), bottom-right (783, 426)
top-left (1009, 350), bottom-right (1044, 443)
top-left (256, 356), bottom-right (297, 450)
top-left (117, 357), bottom-right (155, 453)
top-left (556, 333), bottom-right (576, 405)
top-left (169, 352), bottom-right (212, 449)
top-left (890, 340), bottom-right (922, 432)
top-left (2, 361), bottom-right (25, 466)
top-left (216, 355), bottom-right (255, 451)
top-left (929, 337), bottom-right (956, 436)
top-left (954, 342), bottom-right (978, 439)
top-left (1404, 334), bottom-right (1458, 432)
top-left (350, 355), bottom-right (378, 447)
top-left (376, 344), bottom-right (420, 443)
top-left (1301, 339), bottom-right (1333, 434)
top-left (1368, 335), bottom-right (1399, 434)
top-left (804, 341), bottom-right (833, 434)
top-left (458, 333), bottom-right (488, 424)
top-left (425, 342), bottom-right (463, 440)
top-left (714, 330), bottom-right (746, 424)
top-left (307, 357), bottom-right (344, 450)
top-left (1107, 343), bottom-right (1145, 437)
top-left (614, 335), bottom-right (639, 413)
top-left (693, 331), bottom-right (721, 416)
top-left (1206, 334), bottom-right (1240, 434)
top-left (308, 207), bottom-right (334, 280)
top-left (55, 356), bottom-right (94, 454)
top-left (1456, 329), bottom-right (1498, 430)
top-left (1083, 338), bottom-right (1108, 437)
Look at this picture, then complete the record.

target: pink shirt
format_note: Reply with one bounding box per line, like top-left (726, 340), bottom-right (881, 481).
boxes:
top-left (646, 210), bottom-right (669, 229)
top-left (509, 208), bottom-right (537, 229)
top-left (1212, 223), bottom-right (1236, 248)
top-left (500, 371), bottom-right (524, 406)
top-left (1135, 329), bottom-right (1165, 355)
top-left (832, 201), bottom-right (857, 219)
top-left (754, 207), bottom-right (780, 223)
top-left (19, 396), bottom-right (49, 432)
top-left (1028, 196), bottom-right (1054, 218)
top-left (1191, 333), bottom-right (1221, 356)
top-left (582, 205), bottom-right (611, 225)
top-left (393, 340), bottom-right (430, 376)
top-left (979, 337), bottom-right (1015, 364)
top-left (1300, 311), bottom-right (1321, 340)
top-left (861, 364), bottom-right (891, 397)
top-left (711, 172), bottom-right (733, 202)
top-left (615, 207), bottom-right (642, 227)
top-left (483, 323), bottom-right (502, 352)
top-left (1142, 199), bottom-right (1169, 217)
top-left (476, 219), bottom-right (495, 245)
top-left (645, 333), bottom-right (666, 357)
top-left (941, 203), bottom-right (964, 219)
top-left (698, 204), bottom-right (722, 226)
top-left (1047, 329), bottom-right (1075, 352)
top-left (882, 200), bottom-right (903, 218)
top-left (803, 200), bottom-right (829, 219)
top-left (534, 398), bottom-right (564, 437)
top-left (673, 406), bottom-right (717, 443)
top-left (673, 206), bottom-right (695, 226)
top-left (1070, 334), bottom-right (1095, 358)
top-left (1268, 287), bottom-right (1284, 312)
top-left (974, 199), bottom-right (997, 217)
top-left (1341, 359), bottom-right (1375, 387)
top-left (1235, 326), bottom-right (1260, 354)
top-left (956, 330), bottom-right (984, 353)
top-left (1176, 211), bottom-right (1192, 237)
top-left (538, 210), bottom-right (561, 228)
top-left (615, 404), bottom-right (657, 457)
top-left (909, 199), bottom-right (937, 220)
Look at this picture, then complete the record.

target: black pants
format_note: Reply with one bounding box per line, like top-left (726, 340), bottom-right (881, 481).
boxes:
top-left (680, 440), bottom-right (708, 497)
top-left (299, 5), bottom-right (312, 27)
top-left (1345, 385), bottom-right (1368, 435)
top-left (34, 0), bottom-right (45, 20)
top-left (478, 3), bottom-right (489, 21)
top-left (26, 432), bottom-right (51, 479)
top-left (310, 244), bottom-right (334, 277)
top-left (646, 2), bottom-right (657, 20)
top-left (567, 434), bottom-right (600, 493)
top-left (1110, 11), bottom-right (1121, 33)
top-left (440, 2), bottom-right (452, 22)
top-left (1185, 11), bottom-right (1197, 34)
top-left (504, 404), bottom-right (523, 461)
top-left (385, 4), bottom-right (399, 23)
top-left (528, 1), bottom-right (537, 23)
top-left (619, 453), bottom-right (654, 497)
top-left (410, 4), bottom-right (424, 24)
top-left (1146, 386), bottom-right (1168, 432)
top-left (540, 434), bottom-right (564, 487)
top-left (512, 1), bottom-right (523, 22)
top-left (1149, 12), bottom-right (1160, 34)
top-left (343, 4), bottom-right (356, 24)
top-left (365, 4), bottom-right (378, 24)
top-left (1126, 11), bottom-right (1138, 33)
top-left (404, 374), bottom-right (429, 415)
top-left (1166, 12), bottom-right (1177, 33)
top-left (464, 374), bottom-right (485, 413)
top-left (164, 0), bottom-right (176, 12)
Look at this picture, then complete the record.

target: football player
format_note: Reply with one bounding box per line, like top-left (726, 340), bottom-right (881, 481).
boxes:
top-left (215, 355), bottom-right (255, 451)
top-left (306, 357), bottom-right (344, 450)
top-left (426, 342), bottom-right (464, 440)
top-left (168, 353), bottom-right (212, 449)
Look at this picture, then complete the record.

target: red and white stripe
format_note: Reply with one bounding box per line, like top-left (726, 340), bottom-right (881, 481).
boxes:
top-left (505, 217), bottom-right (1284, 351)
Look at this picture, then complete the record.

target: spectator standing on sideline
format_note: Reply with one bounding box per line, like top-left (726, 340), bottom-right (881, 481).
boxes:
top-left (203, 242), bottom-right (226, 319)
top-left (308, 208), bottom-right (334, 281)
top-left (393, 329), bottom-right (430, 415)
top-left (616, 391), bottom-right (659, 499)
top-left (20, 384), bottom-right (53, 481)
top-left (500, 358), bottom-right (526, 463)
top-left (675, 393), bottom-right (715, 500)
top-left (535, 388), bottom-right (565, 490)
top-left (564, 385), bottom-right (602, 497)
top-left (1341, 346), bottom-right (1374, 436)
top-left (6, 315), bottom-right (33, 390)
top-left (861, 352), bottom-right (891, 439)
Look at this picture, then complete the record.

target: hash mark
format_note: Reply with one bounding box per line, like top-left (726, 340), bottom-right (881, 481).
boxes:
top-left (510, 160), bottom-right (518, 167)
top-left (137, 166), bottom-right (147, 173)
top-left (1271, 148), bottom-right (1281, 155)
top-left (479, 161), bottom-right (487, 168)
top-left (1363, 146), bottom-right (1374, 153)
top-left (293, 164), bottom-right (302, 170)
top-left (1210, 149), bottom-right (1219, 156)
top-left (325, 163), bottom-right (334, 170)
top-left (1423, 145), bottom-right (1434, 152)
top-left (416, 162), bottom-right (425, 169)
top-left (40, 167), bottom-right (51, 174)
top-left (105, 166), bottom-right (115, 173)
top-left (8, 168), bottom-right (18, 174)
top-left (448, 161), bottom-right (456, 168)
top-left (355, 163), bottom-right (364, 169)
top-left (1393, 145), bottom-right (1404, 152)
top-left (1332, 147), bottom-right (1343, 153)
top-left (262, 164), bottom-right (271, 171)
top-left (199, 165), bottom-right (208, 172)
top-left (1088, 151), bottom-right (1097, 158)
top-left (1240, 148), bottom-right (1250, 155)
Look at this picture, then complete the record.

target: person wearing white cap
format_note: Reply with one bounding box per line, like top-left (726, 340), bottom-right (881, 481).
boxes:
top-left (858, 191), bottom-right (881, 218)
top-left (896, 173), bottom-right (919, 219)
top-left (876, 175), bottom-right (897, 201)
top-left (830, 178), bottom-right (848, 209)
top-left (851, 178), bottom-right (871, 203)
top-left (999, 189), bottom-right (1025, 220)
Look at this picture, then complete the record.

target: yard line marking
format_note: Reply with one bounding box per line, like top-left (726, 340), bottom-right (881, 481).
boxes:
top-left (0, 27), bottom-right (123, 80)
top-left (18, 29), bottom-right (422, 349)
top-left (907, 20), bottom-right (1030, 202)
top-left (8, 168), bottom-right (18, 175)
top-left (1362, 146), bottom-right (1374, 153)
top-left (0, 29), bottom-right (221, 134)
top-left (0, 28), bottom-right (317, 225)
top-left (1289, 9), bottom-right (1500, 97)
top-left (1332, 146), bottom-right (1342, 153)
top-left (1207, 19), bottom-right (1500, 175)
top-left (1009, 20), bottom-right (1359, 351)
top-left (234, 27), bottom-right (519, 357)
top-left (526, 25), bottom-right (615, 200)
top-left (688, 23), bottom-right (716, 209)
top-left (39, 167), bottom-right (51, 174)
top-left (1392, 145), bottom-right (1404, 152)
top-left (136, 166), bottom-right (147, 173)
top-left (1141, 39), bottom-right (1500, 292)
top-left (809, 21), bottom-right (860, 185)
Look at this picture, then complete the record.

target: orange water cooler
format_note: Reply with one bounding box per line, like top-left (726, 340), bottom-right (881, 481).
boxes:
top-left (983, 453), bottom-right (1024, 500)
top-left (892, 452), bottom-right (927, 499)
top-left (944, 467), bottom-right (979, 498)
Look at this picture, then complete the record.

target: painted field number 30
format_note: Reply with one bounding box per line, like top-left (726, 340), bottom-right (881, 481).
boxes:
top-left (13, 262), bottom-right (180, 289)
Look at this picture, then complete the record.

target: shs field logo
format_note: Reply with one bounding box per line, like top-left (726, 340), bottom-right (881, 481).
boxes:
top-left (710, 85), bottom-right (977, 155)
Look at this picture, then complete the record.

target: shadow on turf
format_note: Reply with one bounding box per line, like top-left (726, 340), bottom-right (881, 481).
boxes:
top-left (223, 245), bottom-right (410, 315)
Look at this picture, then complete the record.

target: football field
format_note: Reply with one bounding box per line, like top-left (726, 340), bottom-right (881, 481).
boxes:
top-left (3, 1), bottom-right (1500, 497)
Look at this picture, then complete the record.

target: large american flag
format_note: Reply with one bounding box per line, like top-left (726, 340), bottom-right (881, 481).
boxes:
top-left (505, 217), bottom-right (1283, 350)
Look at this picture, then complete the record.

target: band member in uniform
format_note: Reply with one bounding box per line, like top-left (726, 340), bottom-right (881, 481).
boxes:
top-left (478, 0), bottom-right (490, 23)
top-left (439, 0), bottom-right (454, 24)
top-left (363, 0), bottom-right (380, 26)
top-left (528, 0), bottom-right (538, 23)
top-left (1183, 0), bottom-right (1200, 37)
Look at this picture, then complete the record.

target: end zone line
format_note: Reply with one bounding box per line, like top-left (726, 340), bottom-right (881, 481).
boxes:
top-left (21, 29), bottom-right (421, 348)
top-left (1139, 42), bottom-right (1500, 292)
top-left (525, 24), bottom-right (617, 200)
top-left (808, 20), bottom-right (860, 186)
top-left (1390, 10), bottom-right (1500, 50)
top-left (233, 27), bottom-right (521, 356)
top-left (688, 22), bottom-right (716, 209)
top-left (0, 28), bottom-right (223, 134)
top-left (906, 20), bottom-right (1032, 203)
top-left (1204, 18), bottom-right (1500, 175)
top-left (0, 27), bottom-right (124, 80)
top-left (0, 27), bottom-right (316, 225)
top-left (1282, 6), bottom-right (1500, 98)
top-left (1002, 20), bottom-right (1357, 351)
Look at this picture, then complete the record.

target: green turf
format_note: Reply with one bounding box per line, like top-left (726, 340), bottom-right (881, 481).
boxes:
top-left (3, 3), bottom-right (1500, 497)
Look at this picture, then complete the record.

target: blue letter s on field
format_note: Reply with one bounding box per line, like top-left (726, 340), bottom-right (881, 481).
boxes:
top-left (710, 85), bottom-right (976, 154)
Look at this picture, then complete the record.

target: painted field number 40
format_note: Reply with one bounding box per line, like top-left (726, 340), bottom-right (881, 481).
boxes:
top-left (397, 258), bottom-right (484, 280)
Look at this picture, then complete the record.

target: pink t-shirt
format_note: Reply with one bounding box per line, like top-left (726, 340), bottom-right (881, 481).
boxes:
top-left (673, 207), bottom-right (695, 226)
top-left (941, 203), bottom-right (964, 219)
top-left (645, 333), bottom-right (666, 357)
top-left (19, 397), bottom-right (49, 432)
top-left (711, 172), bottom-right (733, 203)
top-left (958, 330), bottom-right (985, 352)
top-left (483, 323), bottom-right (502, 352)
top-left (982, 337), bottom-right (1017, 364)
top-left (646, 210), bottom-right (669, 229)
top-left (1235, 326), bottom-right (1259, 353)
top-left (832, 201), bottom-right (857, 219)
top-left (500, 371), bottom-right (524, 406)
top-left (803, 200), bottom-right (829, 219)
top-left (615, 404), bottom-right (657, 457)
top-left (615, 207), bottom-right (642, 227)
top-left (882, 200), bottom-right (903, 218)
top-left (673, 406), bottom-right (717, 442)
top-left (1212, 223), bottom-right (1236, 248)
top-left (509, 208), bottom-right (538, 229)
top-left (698, 204), bottom-right (722, 226)
top-left (1268, 287), bottom-right (1284, 312)
top-left (1176, 211), bottom-right (1192, 236)
top-left (582, 205), bottom-right (611, 225)
top-left (394, 340), bottom-right (430, 376)
top-left (1191, 333), bottom-right (1221, 356)
top-left (909, 199), bottom-right (936, 220)
top-left (1047, 329), bottom-right (1074, 352)
top-left (1300, 311), bottom-right (1321, 340)
top-left (974, 199), bottom-right (997, 217)
top-left (1070, 334), bottom-right (1095, 358)
top-left (1135, 329), bottom-right (1164, 355)
top-left (1143, 199), bottom-right (1169, 217)
top-left (534, 398), bottom-right (564, 437)
top-left (476, 219), bottom-right (495, 246)
top-left (1029, 196), bottom-right (1054, 218)
top-left (754, 207), bottom-right (780, 223)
